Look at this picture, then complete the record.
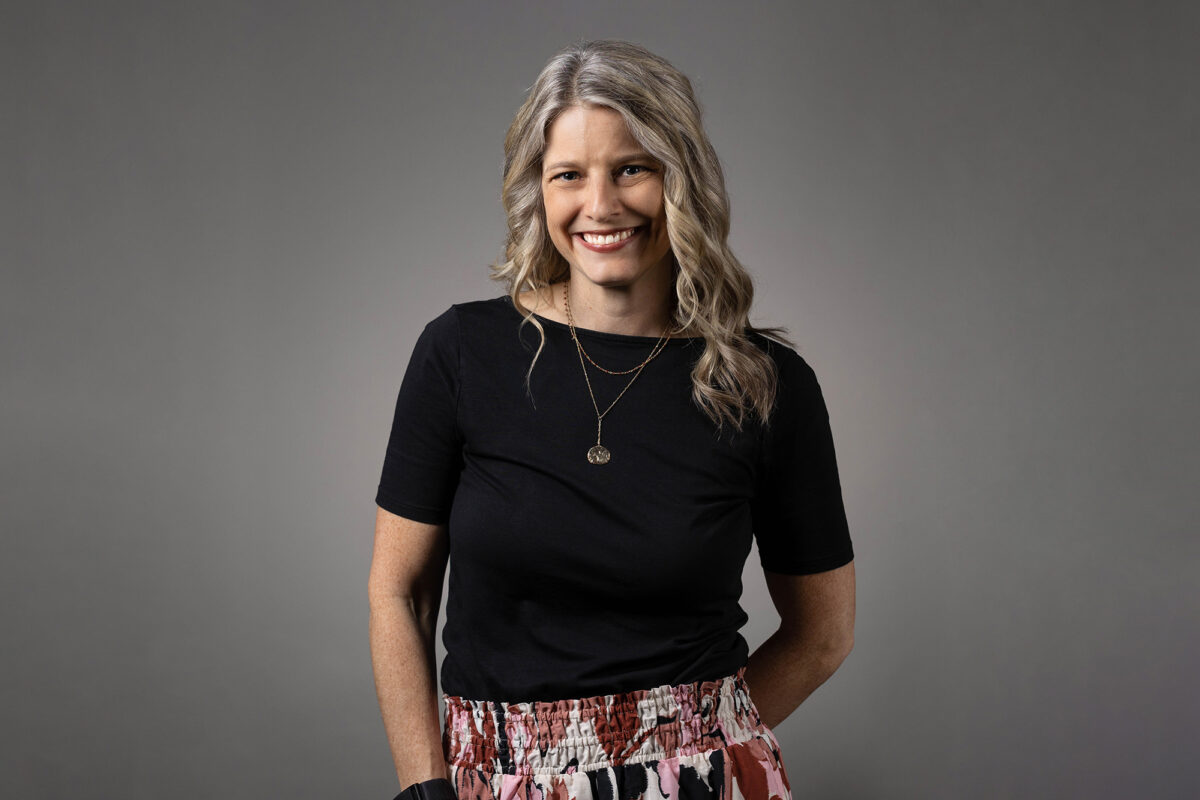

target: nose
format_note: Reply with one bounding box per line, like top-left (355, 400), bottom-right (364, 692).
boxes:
top-left (584, 177), bottom-right (621, 221)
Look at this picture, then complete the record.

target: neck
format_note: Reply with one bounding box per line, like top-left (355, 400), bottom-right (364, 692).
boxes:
top-left (561, 276), bottom-right (675, 338)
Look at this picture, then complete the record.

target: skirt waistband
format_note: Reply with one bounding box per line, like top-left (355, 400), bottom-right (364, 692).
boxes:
top-left (442, 666), bottom-right (766, 774)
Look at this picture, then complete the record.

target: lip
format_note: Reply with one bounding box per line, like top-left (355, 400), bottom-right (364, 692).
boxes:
top-left (573, 226), bottom-right (642, 252)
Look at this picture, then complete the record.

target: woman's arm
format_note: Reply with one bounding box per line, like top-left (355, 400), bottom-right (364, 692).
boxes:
top-left (368, 506), bottom-right (452, 789)
top-left (743, 560), bottom-right (856, 730)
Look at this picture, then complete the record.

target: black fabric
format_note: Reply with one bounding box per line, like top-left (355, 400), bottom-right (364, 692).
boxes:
top-left (394, 778), bottom-right (458, 800)
top-left (376, 295), bottom-right (853, 703)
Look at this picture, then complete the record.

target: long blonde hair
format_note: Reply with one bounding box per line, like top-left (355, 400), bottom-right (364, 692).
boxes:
top-left (491, 40), bottom-right (795, 432)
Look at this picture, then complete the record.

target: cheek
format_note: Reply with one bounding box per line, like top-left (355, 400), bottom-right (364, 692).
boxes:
top-left (646, 197), bottom-right (668, 238)
top-left (541, 204), bottom-right (572, 259)
top-left (637, 185), bottom-right (667, 228)
top-left (542, 194), bottom-right (571, 235)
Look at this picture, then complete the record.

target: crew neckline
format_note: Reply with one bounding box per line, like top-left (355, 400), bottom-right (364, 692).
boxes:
top-left (500, 294), bottom-right (703, 345)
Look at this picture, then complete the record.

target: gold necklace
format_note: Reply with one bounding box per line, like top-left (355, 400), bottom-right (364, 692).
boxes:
top-left (562, 282), bottom-right (672, 464)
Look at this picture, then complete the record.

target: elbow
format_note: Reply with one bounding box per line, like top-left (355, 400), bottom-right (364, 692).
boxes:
top-left (812, 631), bottom-right (853, 665)
top-left (779, 624), bottom-right (853, 664)
top-left (366, 576), bottom-right (419, 618)
top-left (832, 633), bottom-right (854, 663)
top-left (366, 574), bottom-right (406, 607)
top-left (367, 578), bottom-right (440, 631)
top-left (828, 618), bottom-right (854, 661)
top-left (808, 635), bottom-right (853, 676)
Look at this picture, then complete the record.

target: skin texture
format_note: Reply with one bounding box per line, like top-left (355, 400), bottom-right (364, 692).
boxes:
top-left (540, 104), bottom-right (676, 338)
top-left (368, 507), bottom-right (451, 789)
top-left (743, 561), bottom-right (856, 730)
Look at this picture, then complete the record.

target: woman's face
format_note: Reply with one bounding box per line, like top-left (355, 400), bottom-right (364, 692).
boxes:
top-left (541, 105), bottom-right (673, 292)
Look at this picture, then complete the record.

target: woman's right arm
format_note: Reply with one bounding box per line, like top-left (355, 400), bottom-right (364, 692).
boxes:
top-left (368, 505), bottom-right (452, 790)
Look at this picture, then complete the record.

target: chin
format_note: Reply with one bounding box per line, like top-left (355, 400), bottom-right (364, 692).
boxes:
top-left (572, 268), bottom-right (645, 288)
top-left (573, 257), bottom-right (667, 284)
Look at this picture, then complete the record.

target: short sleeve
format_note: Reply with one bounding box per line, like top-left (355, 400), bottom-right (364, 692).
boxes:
top-left (751, 345), bottom-right (854, 574)
top-left (375, 306), bottom-right (464, 524)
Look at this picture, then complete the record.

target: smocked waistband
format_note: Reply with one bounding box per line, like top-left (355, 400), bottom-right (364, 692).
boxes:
top-left (442, 666), bottom-right (766, 774)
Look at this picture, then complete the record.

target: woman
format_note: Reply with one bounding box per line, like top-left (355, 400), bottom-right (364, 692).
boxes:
top-left (369, 40), bottom-right (855, 800)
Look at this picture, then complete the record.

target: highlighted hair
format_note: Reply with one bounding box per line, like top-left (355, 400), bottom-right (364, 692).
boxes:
top-left (491, 40), bottom-right (795, 432)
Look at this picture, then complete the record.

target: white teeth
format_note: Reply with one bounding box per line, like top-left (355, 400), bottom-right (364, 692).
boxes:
top-left (582, 228), bottom-right (636, 245)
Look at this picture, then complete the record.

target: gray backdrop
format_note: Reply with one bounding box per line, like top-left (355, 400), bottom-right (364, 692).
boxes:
top-left (5, 1), bottom-right (1198, 798)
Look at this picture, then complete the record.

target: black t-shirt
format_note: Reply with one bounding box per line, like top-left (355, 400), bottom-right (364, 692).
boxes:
top-left (375, 295), bottom-right (853, 703)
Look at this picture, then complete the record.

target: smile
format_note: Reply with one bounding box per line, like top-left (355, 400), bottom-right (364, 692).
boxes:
top-left (575, 227), bottom-right (641, 251)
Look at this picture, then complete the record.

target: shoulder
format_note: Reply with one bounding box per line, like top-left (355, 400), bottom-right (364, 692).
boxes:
top-left (402, 297), bottom-right (515, 389)
top-left (418, 296), bottom-right (514, 340)
top-left (744, 331), bottom-right (828, 430)
top-left (746, 331), bottom-right (819, 386)
top-left (411, 295), bottom-right (543, 366)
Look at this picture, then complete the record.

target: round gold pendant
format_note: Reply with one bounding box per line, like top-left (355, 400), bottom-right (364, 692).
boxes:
top-left (587, 445), bottom-right (611, 465)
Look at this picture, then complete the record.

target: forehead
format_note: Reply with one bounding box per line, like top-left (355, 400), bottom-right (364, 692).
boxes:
top-left (543, 105), bottom-right (641, 159)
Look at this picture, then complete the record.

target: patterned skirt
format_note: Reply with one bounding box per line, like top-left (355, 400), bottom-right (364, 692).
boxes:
top-left (442, 666), bottom-right (791, 800)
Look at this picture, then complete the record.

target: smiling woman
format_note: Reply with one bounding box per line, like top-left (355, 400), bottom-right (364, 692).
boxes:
top-left (540, 105), bottom-right (673, 294)
top-left (370, 40), bottom-right (856, 800)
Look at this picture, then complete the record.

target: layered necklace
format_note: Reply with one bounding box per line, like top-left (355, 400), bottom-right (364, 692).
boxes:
top-left (562, 281), bottom-right (672, 464)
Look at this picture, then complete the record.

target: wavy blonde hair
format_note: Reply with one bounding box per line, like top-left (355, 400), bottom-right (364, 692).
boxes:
top-left (491, 40), bottom-right (795, 432)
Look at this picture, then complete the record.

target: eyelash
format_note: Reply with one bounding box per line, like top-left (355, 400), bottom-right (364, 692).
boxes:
top-left (551, 165), bottom-right (653, 182)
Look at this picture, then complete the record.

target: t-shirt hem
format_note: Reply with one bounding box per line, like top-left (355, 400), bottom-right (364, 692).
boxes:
top-left (375, 490), bottom-right (449, 525)
top-left (759, 546), bottom-right (854, 576)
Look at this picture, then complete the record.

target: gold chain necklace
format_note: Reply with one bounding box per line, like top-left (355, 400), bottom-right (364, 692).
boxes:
top-left (563, 282), bottom-right (672, 464)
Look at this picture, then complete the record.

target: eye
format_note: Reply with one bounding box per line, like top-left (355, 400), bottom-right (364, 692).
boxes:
top-left (551, 170), bottom-right (580, 182)
top-left (619, 165), bottom-right (650, 178)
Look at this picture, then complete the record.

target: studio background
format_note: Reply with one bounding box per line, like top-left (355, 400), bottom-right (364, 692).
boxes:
top-left (5, 1), bottom-right (1197, 798)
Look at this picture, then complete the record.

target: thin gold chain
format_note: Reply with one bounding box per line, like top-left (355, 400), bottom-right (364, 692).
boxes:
top-left (573, 336), bottom-right (648, 443)
top-left (562, 281), bottom-right (673, 460)
top-left (562, 281), bottom-right (672, 375)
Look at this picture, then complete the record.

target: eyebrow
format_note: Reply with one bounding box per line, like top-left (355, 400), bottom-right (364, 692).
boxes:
top-left (543, 153), bottom-right (657, 173)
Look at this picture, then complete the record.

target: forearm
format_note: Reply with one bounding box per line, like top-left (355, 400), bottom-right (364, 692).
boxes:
top-left (368, 594), bottom-right (448, 788)
top-left (743, 627), bottom-right (852, 730)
